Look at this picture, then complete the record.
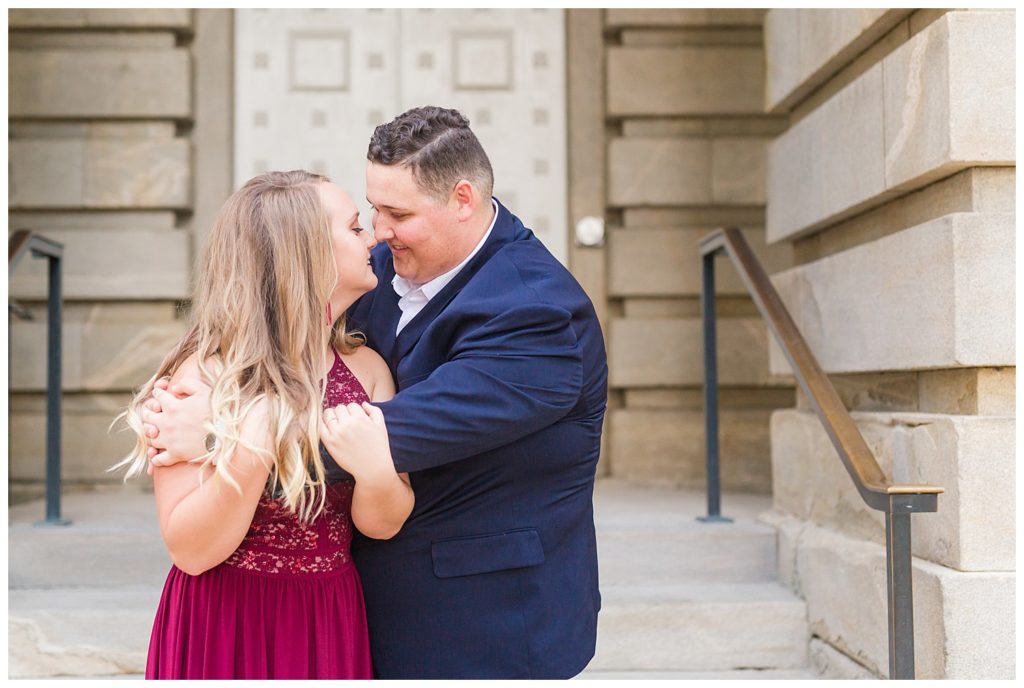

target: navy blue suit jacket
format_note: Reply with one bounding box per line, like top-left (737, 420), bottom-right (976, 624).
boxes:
top-left (339, 199), bottom-right (607, 679)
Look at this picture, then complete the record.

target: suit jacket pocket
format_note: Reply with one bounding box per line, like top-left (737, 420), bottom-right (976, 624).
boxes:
top-left (431, 528), bottom-right (545, 579)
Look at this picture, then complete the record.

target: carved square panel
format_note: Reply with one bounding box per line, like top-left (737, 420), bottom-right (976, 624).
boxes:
top-left (237, 9), bottom-right (566, 263)
top-left (289, 31), bottom-right (350, 91)
top-left (236, 8), bottom-right (401, 230)
top-left (452, 31), bottom-right (513, 91)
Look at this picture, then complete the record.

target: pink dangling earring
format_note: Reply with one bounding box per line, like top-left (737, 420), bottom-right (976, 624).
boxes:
top-left (326, 302), bottom-right (333, 326)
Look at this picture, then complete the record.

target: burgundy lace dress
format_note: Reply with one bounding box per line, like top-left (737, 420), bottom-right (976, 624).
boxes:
top-left (145, 352), bottom-right (373, 679)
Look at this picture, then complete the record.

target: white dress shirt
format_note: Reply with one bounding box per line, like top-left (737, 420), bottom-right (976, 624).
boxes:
top-left (392, 199), bottom-right (499, 335)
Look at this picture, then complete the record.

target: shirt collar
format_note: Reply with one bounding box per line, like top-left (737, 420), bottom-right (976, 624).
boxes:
top-left (391, 199), bottom-right (499, 299)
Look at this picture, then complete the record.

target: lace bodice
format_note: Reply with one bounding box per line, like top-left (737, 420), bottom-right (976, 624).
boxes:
top-left (222, 351), bottom-right (370, 577)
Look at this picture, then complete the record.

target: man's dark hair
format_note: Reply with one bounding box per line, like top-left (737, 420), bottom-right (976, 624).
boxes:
top-left (367, 106), bottom-right (494, 203)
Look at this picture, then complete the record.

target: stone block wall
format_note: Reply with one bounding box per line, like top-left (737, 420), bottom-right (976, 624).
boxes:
top-left (598, 9), bottom-right (794, 492)
top-left (762, 9), bottom-right (1015, 679)
top-left (10, 9), bottom-right (792, 498)
top-left (8, 10), bottom-right (233, 493)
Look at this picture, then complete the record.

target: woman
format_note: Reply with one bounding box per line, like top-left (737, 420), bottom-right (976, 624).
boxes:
top-left (113, 171), bottom-right (412, 679)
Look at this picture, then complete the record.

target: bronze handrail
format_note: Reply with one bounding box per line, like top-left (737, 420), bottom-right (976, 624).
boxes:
top-left (699, 226), bottom-right (942, 680)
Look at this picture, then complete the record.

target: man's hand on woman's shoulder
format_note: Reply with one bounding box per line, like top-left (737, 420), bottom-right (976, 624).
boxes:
top-left (143, 356), bottom-right (214, 471)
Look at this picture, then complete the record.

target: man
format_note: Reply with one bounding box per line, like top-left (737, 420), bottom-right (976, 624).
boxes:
top-left (146, 106), bottom-right (607, 679)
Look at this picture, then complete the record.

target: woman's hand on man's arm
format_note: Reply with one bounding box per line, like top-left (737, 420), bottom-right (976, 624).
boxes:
top-left (320, 345), bottom-right (413, 541)
top-left (320, 401), bottom-right (414, 540)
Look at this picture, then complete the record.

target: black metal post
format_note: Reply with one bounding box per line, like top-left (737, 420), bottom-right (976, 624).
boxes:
top-left (39, 249), bottom-right (69, 526)
top-left (10, 232), bottom-right (70, 527)
top-left (698, 250), bottom-right (731, 524)
top-left (886, 497), bottom-right (915, 679)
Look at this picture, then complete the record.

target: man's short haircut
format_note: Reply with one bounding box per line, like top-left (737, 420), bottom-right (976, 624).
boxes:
top-left (367, 106), bottom-right (494, 203)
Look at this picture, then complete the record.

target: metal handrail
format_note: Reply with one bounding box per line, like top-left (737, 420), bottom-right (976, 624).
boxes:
top-left (699, 226), bottom-right (942, 680)
top-left (9, 229), bottom-right (69, 526)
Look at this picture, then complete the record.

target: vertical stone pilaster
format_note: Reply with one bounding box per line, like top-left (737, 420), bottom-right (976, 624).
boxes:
top-left (567, 9), bottom-right (611, 477)
top-left (762, 8), bottom-right (1015, 679)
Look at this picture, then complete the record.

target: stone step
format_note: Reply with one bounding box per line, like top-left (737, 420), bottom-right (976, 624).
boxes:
top-left (597, 523), bottom-right (777, 585)
top-left (11, 584), bottom-right (812, 679)
top-left (593, 479), bottom-right (774, 522)
top-left (579, 668), bottom-right (819, 679)
top-left (9, 482), bottom-right (813, 678)
top-left (594, 480), bottom-right (779, 585)
top-left (9, 587), bottom-right (160, 678)
top-left (9, 486), bottom-right (170, 589)
top-left (9, 486), bottom-right (172, 678)
top-left (591, 581), bottom-right (809, 672)
top-left (590, 484), bottom-right (810, 673)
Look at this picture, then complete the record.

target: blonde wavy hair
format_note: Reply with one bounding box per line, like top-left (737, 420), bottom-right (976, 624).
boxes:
top-left (112, 170), bottom-right (362, 521)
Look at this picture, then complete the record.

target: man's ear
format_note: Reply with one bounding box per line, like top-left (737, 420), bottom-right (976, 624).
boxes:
top-left (451, 180), bottom-right (476, 222)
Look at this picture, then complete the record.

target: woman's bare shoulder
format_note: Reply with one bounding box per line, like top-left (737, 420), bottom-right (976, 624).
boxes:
top-left (169, 352), bottom-right (201, 384)
top-left (344, 342), bottom-right (387, 367)
top-left (168, 352), bottom-right (216, 386)
top-left (340, 344), bottom-right (394, 401)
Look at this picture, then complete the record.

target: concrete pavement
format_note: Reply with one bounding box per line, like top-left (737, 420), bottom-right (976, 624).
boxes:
top-left (9, 480), bottom-right (818, 679)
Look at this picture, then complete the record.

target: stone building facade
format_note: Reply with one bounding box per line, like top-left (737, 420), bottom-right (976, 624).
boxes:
top-left (572, 12), bottom-right (1014, 676)
top-left (9, 10), bottom-right (232, 495)
top-left (7, 8), bottom-right (1015, 679)
top-left (575, 9), bottom-right (794, 492)
top-left (758, 9), bottom-right (1015, 679)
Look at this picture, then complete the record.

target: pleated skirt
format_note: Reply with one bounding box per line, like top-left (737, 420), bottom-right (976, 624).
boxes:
top-left (145, 562), bottom-right (372, 679)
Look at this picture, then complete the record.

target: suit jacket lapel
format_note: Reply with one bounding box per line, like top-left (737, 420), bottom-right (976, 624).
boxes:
top-left (355, 245), bottom-right (403, 374)
top-left (373, 284), bottom-right (403, 371)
